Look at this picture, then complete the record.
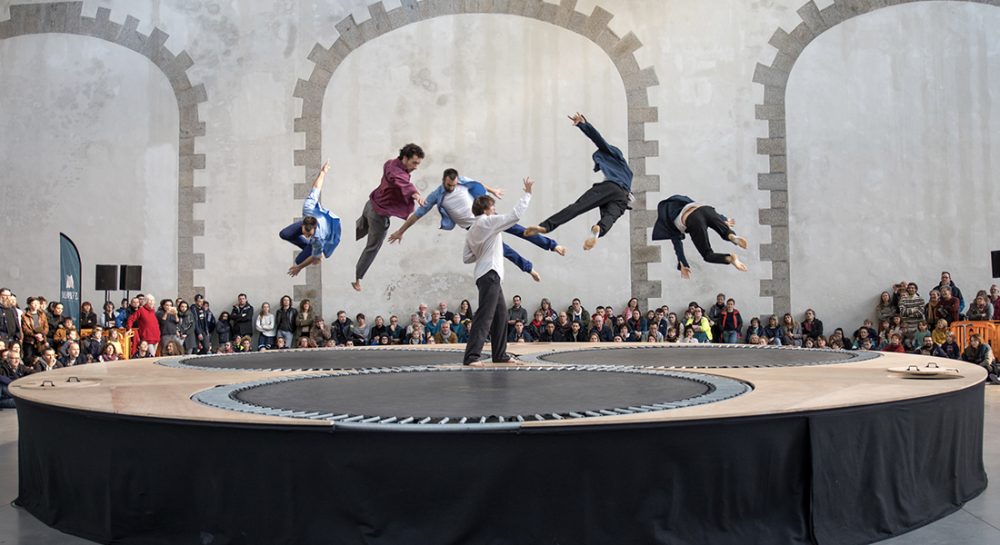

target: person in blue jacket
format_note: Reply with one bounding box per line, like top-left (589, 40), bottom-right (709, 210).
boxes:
top-left (524, 112), bottom-right (632, 251)
top-left (280, 160), bottom-right (342, 277)
top-left (387, 168), bottom-right (565, 282)
top-left (652, 195), bottom-right (748, 278)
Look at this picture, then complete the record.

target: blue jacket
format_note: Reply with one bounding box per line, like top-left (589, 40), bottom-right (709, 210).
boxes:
top-left (578, 121), bottom-right (632, 191)
top-left (413, 177), bottom-right (488, 231)
top-left (304, 188), bottom-right (341, 258)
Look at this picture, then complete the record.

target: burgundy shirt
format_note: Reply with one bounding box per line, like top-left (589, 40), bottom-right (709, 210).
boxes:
top-left (369, 158), bottom-right (418, 219)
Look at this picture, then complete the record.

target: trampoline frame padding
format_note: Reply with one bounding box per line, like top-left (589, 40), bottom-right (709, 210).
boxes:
top-left (193, 365), bottom-right (751, 431)
top-left (527, 344), bottom-right (881, 368)
top-left (161, 347), bottom-right (485, 371)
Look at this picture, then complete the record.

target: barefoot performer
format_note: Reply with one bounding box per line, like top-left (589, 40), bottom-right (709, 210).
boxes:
top-left (280, 160), bottom-right (341, 277)
top-left (462, 177), bottom-right (535, 365)
top-left (352, 144), bottom-right (427, 291)
top-left (388, 169), bottom-right (565, 282)
top-left (523, 113), bottom-right (632, 251)
top-left (652, 195), bottom-right (749, 278)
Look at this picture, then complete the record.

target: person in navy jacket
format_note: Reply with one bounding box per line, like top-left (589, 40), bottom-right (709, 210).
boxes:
top-left (524, 113), bottom-right (632, 251)
top-left (652, 195), bottom-right (749, 278)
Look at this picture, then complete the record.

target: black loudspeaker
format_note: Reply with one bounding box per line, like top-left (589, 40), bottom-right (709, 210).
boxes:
top-left (119, 265), bottom-right (143, 291)
top-left (95, 265), bottom-right (118, 291)
top-left (992, 251), bottom-right (1000, 279)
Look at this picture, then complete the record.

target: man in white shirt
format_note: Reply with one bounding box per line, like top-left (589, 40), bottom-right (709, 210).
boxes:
top-left (462, 177), bottom-right (534, 365)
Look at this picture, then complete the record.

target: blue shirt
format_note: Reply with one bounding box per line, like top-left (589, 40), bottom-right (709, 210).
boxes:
top-left (304, 188), bottom-right (341, 258)
top-left (578, 121), bottom-right (632, 191)
top-left (414, 177), bottom-right (488, 231)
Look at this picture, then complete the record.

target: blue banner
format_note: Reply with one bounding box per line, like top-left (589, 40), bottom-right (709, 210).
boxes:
top-left (59, 233), bottom-right (81, 329)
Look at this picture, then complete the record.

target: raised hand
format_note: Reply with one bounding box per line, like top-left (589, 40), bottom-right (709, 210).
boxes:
top-left (287, 264), bottom-right (301, 277)
top-left (320, 160), bottom-right (330, 174)
top-left (522, 177), bottom-right (535, 194)
top-left (489, 186), bottom-right (505, 199)
top-left (567, 112), bottom-right (586, 126)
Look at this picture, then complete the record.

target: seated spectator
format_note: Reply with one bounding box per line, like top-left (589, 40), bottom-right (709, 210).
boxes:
top-left (456, 319), bottom-right (471, 343)
top-left (815, 335), bottom-right (828, 349)
top-left (539, 322), bottom-right (558, 342)
top-left (273, 336), bottom-right (288, 350)
top-left (646, 334), bottom-right (658, 343)
top-left (962, 334), bottom-right (998, 384)
top-left (829, 329), bottom-right (849, 348)
top-left (647, 323), bottom-right (664, 342)
top-left (875, 291), bottom-right (896, 323)
top-left (566, 298), bottom-right (590, 329)
top-left (852, 327), bottom-right (875, 350)
top-left (58, 329), bottom-right (81, 358)
top-left (966, 294), bottom-right (992, 321)
top-left (803, 337), bottom-right (816, 348)
top-left (679, 328), bottom-right (699, 344)
top-left (425, 310), bottom-right (445, 337)
top-left (458, 299), bottom-right (474, 321)
top-left (310, 318), bottom-right (334, 347)
top-left (369, 316), bottom-right (388, 345)
top-left (82, 326), bottom-right (105, 361)
top-left (763, 315), bottom-right (781, 346)
top-left (436, 302), bottom-right (454, 323)
top-left (938, 332), bottom-right (961, 359)
top-left (664, 327), bottom-right (679, 343)
top-left (79, 301), bottom-right (98, 331)
top-left (912, 335), bottom-right (938, 356)
top-left (588, 315), bottom-right (614, 342)
top-left (134, 339), bottom-right (153, 358)
top-left (801, 309), bottom-right (824, 340)
top-left (666, 312), bottom-right (683, 338)
top-left (435, 322), bottom-right (459, 344)
top-left (53, 317), bottom-right (77, 349)
top-left (351, 313), bottom-right (371, 345)
top-left (626, 310), bottom-right (646, 337)
top-left (100, 301), bottom-right (117, 329)
top-left (888, 316), bottom-right (904, 343)
top-left (295, 336), bottom-right (312, 349)
top-left (377, 335), bottom-right (391, 346)
top-left (588, 332), bottom-right (601, 343)
top-left (567, 321), bottom-right (587, 342)
top-left (31, 347), bottom-right (60, 372)
top-left (937, 286), bottom-right (960, 324)
top-left (332, 311), bottom-right (354, 346)
top-left (386, 315), bottom-right (404, 343)
top-left (909, 321), bottom-right (931, 349)
top-left (856, 338), bottom-right (873, 351)
top-left (882, 333), bottom-right (905, 353)
top-left (163, 339), bottom-right (186, 356)
top-left (539, 298), bottom-right (557, 322)
top-left (406, 324), bottom-right (427, 345)
top-left (935, 271), bottom-right (965, 315)
top-left (99, 343), bottom-right (119, 362)
top-left (686, 307), bottom-right (713, 343)
top-left (931, 319), bottom-right (949, 346)
top-left (743, 317), bottom-right (764, 344)
top-left (325, 339), bottom-right (338, 348)
top-left (527, 311), bottom-right (547, 341)
top-left (59, 342), bottom-right (91, 366)
top-left (718, 299), bottom-right (743, 344)
top-left (216, 311), bottom-right (233, 347)
top-left (622, 325), bottom-right (643, 343)
top-left (779, 313), bottom-right (802, 347)
top-left (414, 303), bottom-right (430, 325)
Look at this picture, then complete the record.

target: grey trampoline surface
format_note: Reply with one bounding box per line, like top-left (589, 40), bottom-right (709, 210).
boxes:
top-left (194, 366), bottom-right (751, 430)
top-left (165, 348), bottom-right (486, 371)
top-left (528, 344), bottom-right (881, 368)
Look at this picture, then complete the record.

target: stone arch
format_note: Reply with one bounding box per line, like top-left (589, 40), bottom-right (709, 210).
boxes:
top-left (292, 0), bottom-right (660, 312)
top-left (753, 0), bottom-right (1000, 316)
top-left (0, 2), bottom-right (208, 295)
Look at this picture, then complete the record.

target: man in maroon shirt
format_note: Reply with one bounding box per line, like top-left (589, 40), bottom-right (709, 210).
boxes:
top-left (352, 144), bottom-right (426, 292)
top-left (938, 286), bottom-right (961, 324)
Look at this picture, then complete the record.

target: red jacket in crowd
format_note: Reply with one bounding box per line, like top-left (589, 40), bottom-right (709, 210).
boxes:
top-left (126, 305), bottom-right (161, 344)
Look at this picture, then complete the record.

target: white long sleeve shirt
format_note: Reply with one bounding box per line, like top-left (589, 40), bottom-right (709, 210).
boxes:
top-left (463, 192), bottom-right (531, 281)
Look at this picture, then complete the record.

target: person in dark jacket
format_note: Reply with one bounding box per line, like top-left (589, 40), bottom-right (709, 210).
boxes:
top-left (0, 288), bottom-right (22, 346)
top-left (230, 294), bottom-right (254, 339)
top-left (274, 295), bottom-right (298, 349)
top-left (332, 311), bottom-right (354, 346)
top-left (215, 311), bottom-right (233, 347)
top-left (718, 299), bottom-right (744, 344)
top-left (193, 299), bottom-right (217, 354)
top-left (651, 195), bottom-right (748, 278)
top-left (523, 113), bottom-right (632, 251)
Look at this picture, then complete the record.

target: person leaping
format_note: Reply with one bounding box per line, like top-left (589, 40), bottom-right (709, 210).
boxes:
top-left (280, 160), bottom-right (341, 277)
top-left (523, 112), bottom-right (632, 251)
top-left (387, 168), bottom-right (566, 282)
top-left (652, 194), bottom-right (748, 278)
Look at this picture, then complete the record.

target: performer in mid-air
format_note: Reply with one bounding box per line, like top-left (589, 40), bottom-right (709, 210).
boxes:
top-left (352, 144), bottom-right (426, 292)
top-left (279, 160), bottom-right (341, 277)
top-left (462, 177), bottom-right (535, 365)
top-left (387, 168), bottom-right (565, 282)
top-left (523, 112), bottom-right (632, 251)
top-left (652, 194), bottom-right (748, 278)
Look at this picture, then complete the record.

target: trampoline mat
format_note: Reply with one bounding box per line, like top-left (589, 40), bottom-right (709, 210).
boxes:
top-left (175, 349), bottom-right (485, 371)
top-left (533, 345), bottom-right (878, 368)
top-left (233, 368), bottom-right (717, 421)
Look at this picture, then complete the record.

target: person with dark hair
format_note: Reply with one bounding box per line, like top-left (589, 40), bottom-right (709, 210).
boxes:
top-left (462, 177), bottom-right (534, 365)
top-left (524, 113), bottom-right (632, 251)
top-left (651, 195), bottom-right (749, 278)
top-left (353, 144), bottom-right (426, 292)
top-left (274, 295), bottom-right (298, 349)
top-left (280, 160), bottom-right (342, 277)
top-left (0, 288), bottom-right (22, 346)
top-left (389, 169), bottom-right (565, 281)
top-left (230, 294), bottom-right (254, 340)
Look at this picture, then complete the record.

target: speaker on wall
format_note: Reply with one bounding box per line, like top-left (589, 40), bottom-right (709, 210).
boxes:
top-left (95, 265), bottom-right (118, 291)
top-left (992, 251), bottom-right (1000, 279)
top-left (119, 265), bottom-right (142, 291)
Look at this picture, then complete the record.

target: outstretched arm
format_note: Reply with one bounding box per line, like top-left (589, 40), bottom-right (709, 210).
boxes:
top-left (388, 213), bottom-right (423, 244)
top-left (313, 161), bottom-right (330, 192)
top-left (672, 238), bottom-right (692, 279)
top-left (288, 255), bottom-right (322, 277)
top-left (569, 112), bottom-right (612, 153)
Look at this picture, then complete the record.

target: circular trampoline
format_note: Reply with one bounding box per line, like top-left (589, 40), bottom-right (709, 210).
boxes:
top-left (165, 347), bottom-right (487, 371)
top-left (194, 366), bottom-right (751, 430)
top-left (528, 344), bottom-right (880, 368)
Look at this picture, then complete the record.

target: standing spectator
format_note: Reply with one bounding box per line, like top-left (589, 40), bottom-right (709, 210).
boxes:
top-left (0, 288), bottom-right (22, 346)
top-left (937, 286), bottom-right (960, 324)
top-left (194, 300), bottom-right (217, 354)
top-left (215, 311), bottom-right (233, 348)
top-left (686, 307), bottom-right (713, 343)
top-left (100, 301), bottom-right (117, 329)
top-left (255, 303), bottom-right (276, 349)
top-left (156, 299), bottom-right (181, 351)
top-left (230, 294), bottom-right (254, 340)
top-left (875, 291), bottom-right (896, 323)
top-left (801, 309), bottom-right (824, 340)
top-left (966, 294), bottom-right (992, 321)
top-left (897, 283), bottom-right (926, 338)
top-left (126, 294), bottom-right (161, 356)
top-left (296, 299), bottom-right (315, 340)
top-left (21, 297), bottom-right (49, 363)
top-left (274, 296), bottom-right (297, 349)
top-left (935, 271), bottom-right (965, 315)
top-left (718, 299), bottom-right (743, 344)
top-left (744, 317), bottom-right (764, 344)
top-left (177, 300), bottom-right (197, 354)
top-left (79, 301), bottom-right (98, 330)
top-left (707, 293), bottom-right (726, 342)
top-left (961, 334), bottom-right (998, 384)
top-left (507, 295), bottom-right (528, 335)
top-left (46, 303), bottom-right (64, 346)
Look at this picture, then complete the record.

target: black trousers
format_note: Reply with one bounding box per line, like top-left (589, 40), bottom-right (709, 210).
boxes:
top-left (463, 270), bottom-right (509, 364)
top-left (539, 181), bottom-right (629, 237)
top-left (686, 206), bottom-right (734, 265)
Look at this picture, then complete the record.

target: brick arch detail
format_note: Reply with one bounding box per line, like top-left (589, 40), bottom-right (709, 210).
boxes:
top-left (753, 0), bottom-right (1000, 316)
top-left (292, 0), bottom-right (660, 313)
top-left (0, 1), bottom-right (208, 296)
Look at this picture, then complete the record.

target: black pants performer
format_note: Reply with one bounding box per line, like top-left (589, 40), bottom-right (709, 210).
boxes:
top-left (539, 181), bottom-right (628, 236)
top-left (686, 206), bottom-right (735, 265)
top-left (463, 270), bottom-right (509, 364)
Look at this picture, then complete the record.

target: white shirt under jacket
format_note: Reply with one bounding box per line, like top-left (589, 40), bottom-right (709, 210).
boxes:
top-left (463, 192), bottom-right (531, 282)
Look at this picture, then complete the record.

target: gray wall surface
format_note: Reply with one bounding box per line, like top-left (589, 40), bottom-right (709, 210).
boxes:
top-left (0, 0), bottom-right (997, 331)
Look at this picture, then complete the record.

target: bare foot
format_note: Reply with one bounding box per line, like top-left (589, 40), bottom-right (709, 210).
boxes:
top-left (553, 245), bottom-right (566, 256)
top-left (731, 254), bottom-right (748, 272)
top-left (730, 234), bottom-right (748, 249)
top-left (583, 225), bottom-right (600, 251)
top-left (530, 270), bottom-right (541, 282)
top-left (467, 361), bottom-right (486, 367)
top-left (350, 280), bottom-right (362, 292)
top-left (523, 225), bottom-right (548, 237)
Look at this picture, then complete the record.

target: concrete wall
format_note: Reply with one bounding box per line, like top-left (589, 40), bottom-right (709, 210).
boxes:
top-left (0, 0), bottom-right (996, 329)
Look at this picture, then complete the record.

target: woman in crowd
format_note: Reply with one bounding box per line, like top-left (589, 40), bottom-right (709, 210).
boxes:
top-left (763, 315), bottom-right (782, 345)
top-left (743, 316), bottom-right (764, 344)
top-left (627, 310), bottom-right (646, 337)
top-left (215, 311), bottom-right (233, 347)
top-left (177, 300), bottom-right (197, 354)
top-left (966, 294), bottom-right (992, 321)
top-left (538, 298), bottom-right (556, 322)
top-left (458, 299), bottom-right (474, 321)
top-left (351, 313), bottom-right (372, 345)
top-left (815, 335), bottom-right (828, 348)
top-left (779, 313), bottom-right (802, 347)
top-left (801, 309), bottom-right (823, 340)
top-left (255, 302), bottom-right (276, 349)
top-left (296, 299), bottom-right (315, 340)
top-left (369, 316), bottom-right (388, 345)
top-left (99, 343), bottom-right (119, 362)
top-left (107, 329), bottom-right (124, 357)
top-left (621, 297), bottom-right (640, 321)
top-left (79, 301), bottom-right (98, 330)
top-left (100, 301), bottom-right (117, 329)
top-left (875, 291), bottom-right (896, 323)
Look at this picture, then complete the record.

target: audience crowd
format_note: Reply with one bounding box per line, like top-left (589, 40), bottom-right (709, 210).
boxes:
top-left (2, 271), bottom-right (999, 407)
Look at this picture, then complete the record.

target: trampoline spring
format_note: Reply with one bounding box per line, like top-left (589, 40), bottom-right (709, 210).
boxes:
top-left (584, 411), bottom-right (602, 417)
top-left (516, 415), bottom-right (524, 422)
top-left (361, 416), bottom-right (382, 424)
top-left (310, 413), bottom-right (334, 420)
top-left (342, 415), bottom-right (366, 423)
top-left (613, 408), bottom-right (633, 415)
top-left (569, 412), bottom-right (585, 418)
top-left (380, 417), bottom-right (398, 424)
top-left (533, 414), bottom-right (545, 421)
top-left (550, 413), bottom-right (564, 420)
top-left (498, 416), bottom-right (505, 423)
top-left (328, 414), bottom-right (352, 421)
top-left (479, 416), bottom-right (487, 424)
top-left (418, 417), bottom-right (432, 425)
top-left (458, 417), bottom-right (468, 424)
top-left (399, 417), bottom-right (415, 424)
top-left (438, 417), bottom-right (450, 425)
